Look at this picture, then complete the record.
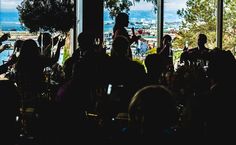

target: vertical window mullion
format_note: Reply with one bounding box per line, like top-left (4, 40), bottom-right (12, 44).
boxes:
top-left (217, 0), bottom-right (223, 49)
top-left (157, 0), bottom-right (164, 48)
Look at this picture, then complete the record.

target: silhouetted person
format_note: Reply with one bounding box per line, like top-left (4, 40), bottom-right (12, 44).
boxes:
top-left (53, 32), bottom-right (106, 145)
top-left (185, 34), bottom-right (210, 65)
top-left (108, 35), bottom-right (146, 115)
top-left (15, 38), bottom-right (64, 99)
top-left (0, 40), bottom-right (24, 75)
top-left (113, 12), bottom-right (140, 60)
top-left (145, 35), bottom-right (174, 84)
top-left (180, 43), bottom-right (189, 64)
top-left (128, 85), bottom-right (178, 145)
top-left (206, 49), bottom-right (236, 144)
top-left (13, 39), bottom-right (24, 56)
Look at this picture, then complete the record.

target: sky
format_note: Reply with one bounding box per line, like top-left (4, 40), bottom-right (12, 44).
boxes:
top-left (130, 0), bottom-right (187, 11)
top-left (0, 0), bottom-right (188, 11)
top-left (0, 0), bottom-right (22, 11)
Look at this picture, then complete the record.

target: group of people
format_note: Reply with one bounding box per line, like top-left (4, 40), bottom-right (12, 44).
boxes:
top-left (0, 12), bottom-right (236, 145)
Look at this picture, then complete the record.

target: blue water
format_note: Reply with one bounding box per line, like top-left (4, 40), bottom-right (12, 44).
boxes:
top-left (0, 49), bottom-right (64, 66)
top-left (0, 11), bottom-right (25, 31)
top-left (0, 49), bottom-right (13, 65)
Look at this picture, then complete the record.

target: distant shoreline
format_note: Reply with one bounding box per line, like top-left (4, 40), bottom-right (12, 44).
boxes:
top-left (0, 31), bottom-right (38, 41)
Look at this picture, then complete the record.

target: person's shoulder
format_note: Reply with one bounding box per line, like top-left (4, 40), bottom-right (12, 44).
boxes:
top-left (188, 47), bottom-right (198, 52)
top-left (131, 60), bottom-right (144, 66)
top-left (114, 27), bottom-right (128, 37)
top-left (204, 47), bottom-right (210, 52)
top-left (146, 53), bottom-right (158, 59)
top-left (129, 60), bottom-right (146, 72)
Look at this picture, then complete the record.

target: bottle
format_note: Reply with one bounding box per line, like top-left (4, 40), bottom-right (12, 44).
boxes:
top-left (185, 41), bottom-right (189, 49)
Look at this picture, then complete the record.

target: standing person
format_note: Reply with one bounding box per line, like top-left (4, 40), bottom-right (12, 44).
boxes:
top-left (108, 35), bottom-right (147, 115)
top-left (145, 35), bottom-right (174, 84)
top-left (185, 34), bottom-right (210, 65)
top-left (113, 12), bottom-right (140, 60)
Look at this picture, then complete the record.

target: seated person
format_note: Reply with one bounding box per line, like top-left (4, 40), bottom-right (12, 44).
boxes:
top-left (128, 85), bottom-right (178, 144)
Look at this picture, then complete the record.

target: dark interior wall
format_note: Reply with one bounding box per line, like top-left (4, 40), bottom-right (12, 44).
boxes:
top-left (83, 0), bottom-right (104, 40)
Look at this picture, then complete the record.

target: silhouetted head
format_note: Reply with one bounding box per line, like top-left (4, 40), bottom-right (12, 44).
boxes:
top-left (197, 34), bottom-right (207, 47)
top-left (115, 12), bottom-right (129, 27)
top-left (157, 35), bottom-right (172, 54)
top-left (162, 35), bottom-right (172, 47)
top-left (14, 39), bottom-right (24, 52)
top-left (77, 32), bottom-right (95, 51)
top-left (128, 85), bottom-right (177, 135)
top-left (111, 35), bottom-right (129, 57)
top-left (19, 39), bottom-right (40, 58)
top-left (208, 49), bottom-right (236, 84)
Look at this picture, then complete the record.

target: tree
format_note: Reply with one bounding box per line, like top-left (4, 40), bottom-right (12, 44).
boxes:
top-left (17, 0), bottom-right (75, 33)
top-left (176, 0), bottom-right (236, 51)
top-left (104, 0), bottom-right (157, 19)
top-left (222, 0), bottom-right (236, 51)
top-left (104, 0), bottom-right (132, 19)
top-left (175, 0), bottom-right (217, 49)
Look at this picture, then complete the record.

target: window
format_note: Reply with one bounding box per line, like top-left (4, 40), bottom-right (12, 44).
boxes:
top-left (223, 0), bottom-right (236, 55)
top-left (103, 0), bottom-right (157, 59)
top-left (165, 0), bottom-right (218, 64)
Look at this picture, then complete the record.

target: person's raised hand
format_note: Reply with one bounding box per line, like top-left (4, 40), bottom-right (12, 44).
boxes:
top-left (0, 33), bottom-right (10, 42)
top-left (132, 35), bottom-right (141, 44)
top-left (53, 35), bottom-right (60, 45)
top-left (58, 37), bottom-right (66, 48)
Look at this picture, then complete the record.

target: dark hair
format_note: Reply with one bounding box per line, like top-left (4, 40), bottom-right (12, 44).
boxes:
top-left (129, 85), bottom-right (177, 130)
top-left (208, 49), bottom-right (236, 83)
top-left (16, 39), bottom-right (40, 71)
top-left (77, 32), bottom-right (94, 49)
top-left (14, 40), bottom-right (24, 52)
top-left (163, 35), bottom-right (172, 43)
top-left (198, 33), bottom-right (207, 43)
top-left (115, 13), bottom-right (128, 25)
top-left (113, 12), bottom-right (129, 33)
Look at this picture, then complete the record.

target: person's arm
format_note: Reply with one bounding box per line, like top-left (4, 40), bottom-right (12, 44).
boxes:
top-left (0, 55), bottom-right (17, 74)
top-left (0, 33), bottom-right (10, 46)
top-left (0, 44), bottom-right (10, 53)
top-left (44, 37), bottom-right (66, 67)
top-left (114, 28), bottom-right (140, 45)
top-left (130, 27), bottom-right (141, 45)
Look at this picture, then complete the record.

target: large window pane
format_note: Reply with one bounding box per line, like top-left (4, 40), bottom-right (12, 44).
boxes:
top-left (165, 0), bottom-right (217, 64)
top-left (223, 0), bottom-right (236, 56)
top-left (0, 0), bottom-right (71, 65)
top-left (103, 0), bottom-right (157, 60)
top-left (0, 0), bottom-right (24, 65)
